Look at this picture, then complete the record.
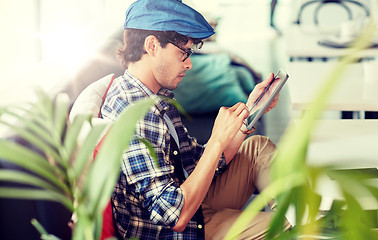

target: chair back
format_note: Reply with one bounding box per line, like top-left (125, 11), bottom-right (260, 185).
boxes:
top-left (293, 0), bottom-right (370, 33)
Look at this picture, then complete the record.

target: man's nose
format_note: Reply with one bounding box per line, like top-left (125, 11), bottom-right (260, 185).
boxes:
top-left (184, 57), bottom-right (192, 70)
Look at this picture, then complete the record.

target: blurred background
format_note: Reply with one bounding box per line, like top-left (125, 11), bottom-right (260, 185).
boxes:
top-left (0, 0), bottom-right (376, 143)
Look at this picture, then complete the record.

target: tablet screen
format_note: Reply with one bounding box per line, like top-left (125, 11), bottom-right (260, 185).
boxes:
top-left (245, 69), bottom-right (289, 130)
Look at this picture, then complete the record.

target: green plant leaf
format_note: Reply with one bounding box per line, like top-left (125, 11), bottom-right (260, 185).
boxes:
top-left (0, 140), bottom-right (68, 193)
top-left (34, 89), bottom-right (54, 120)
top-left (51, 93), bottom-right (72, 166)
top-left (224, 172), bottom-right (307, 240)
top-left (72, 122), bottom-right (109, 179)
top-left (73, 204), bottom-right (98, 240)
top-left (342, 191), bottom-right (376, 240)
top-left (31, 219), bottom-right (62, 240)
top-left (84, 97), bottom-right (156, 218)
top-left (0, 107), bottom-right (53, 145)
top-left (0, 187), bottom-right (72, 210)
top-left (0, 117), bottom-right (64, 167)
top-left (329, 168), bottom-right (377, 204)
top-left (11, 102), bottom-right (68, 159)
top-left (53, 93), bottom-right (70, 143)
top-left (8, 104), bottom-right (51, 134)
top-left (163, 96), bottom-right (191, 121)
top-left (266, 187), bottom-right (295, 238)
top-left (293, 186), bottom-right (306, 227)
top-left (64, 114), bottom-right (92, 158)
top-left (0, 169), bottom-right (62, 193)
top-left (0, 103), bottom-right (69, 170)
top-left (325, 168), bottom-right (378, 240)
top-left (137, 137), bottom-right (159, 168)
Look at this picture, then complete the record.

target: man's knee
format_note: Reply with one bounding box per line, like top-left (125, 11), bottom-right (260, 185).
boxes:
top-left (242, 135), bottom-right (276, 191)
top-left (242, 135), bottom-right (276, 156)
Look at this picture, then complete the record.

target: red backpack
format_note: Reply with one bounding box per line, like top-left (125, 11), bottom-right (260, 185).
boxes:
top-left (93, 75), bottom-right (116, 240)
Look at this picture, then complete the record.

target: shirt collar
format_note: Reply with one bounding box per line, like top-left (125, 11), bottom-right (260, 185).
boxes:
top-left (123, 70), bottom-right (175, 114)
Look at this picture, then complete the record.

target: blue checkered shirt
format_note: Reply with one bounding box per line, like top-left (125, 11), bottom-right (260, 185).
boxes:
top-left (101, 70), bottom-right (227, 239)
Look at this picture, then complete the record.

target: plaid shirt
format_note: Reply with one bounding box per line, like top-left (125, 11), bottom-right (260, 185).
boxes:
top-left (101, 70), bottom-right (227, 239)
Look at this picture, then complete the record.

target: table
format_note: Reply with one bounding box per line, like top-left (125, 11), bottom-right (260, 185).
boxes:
top-left (284, 119), bottom-right (378, 227)
top-left (286, 25), bottom-right (378, 61)
top-left (306, 119), bottom-right (378, 168)
top-left (287, 61), bottom-right (378, 111)
top-left (305, 119), bottom-right (378, 211)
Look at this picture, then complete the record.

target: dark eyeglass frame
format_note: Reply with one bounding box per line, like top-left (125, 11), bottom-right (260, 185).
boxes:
top-left (168, 41), bottom-right (203, 62)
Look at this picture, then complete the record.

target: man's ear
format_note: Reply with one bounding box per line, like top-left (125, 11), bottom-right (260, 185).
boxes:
top-left (144, 35), bottom-right (159, 57)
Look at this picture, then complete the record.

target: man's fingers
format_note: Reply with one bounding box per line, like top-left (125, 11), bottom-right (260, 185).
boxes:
top-left (260, 72), bottom-right (275, 88)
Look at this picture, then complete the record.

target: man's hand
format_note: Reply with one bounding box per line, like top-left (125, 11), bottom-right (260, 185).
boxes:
top-left (209, 102), bottom-right (249, 150)
top-left (247, 73), bottom-right (280, 114)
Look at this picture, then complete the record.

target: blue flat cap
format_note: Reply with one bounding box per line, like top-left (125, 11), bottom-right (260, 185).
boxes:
top-left (124, 0), bottom-right (215, 39)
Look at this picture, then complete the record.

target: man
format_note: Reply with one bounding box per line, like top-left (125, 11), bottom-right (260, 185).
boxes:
top-left (100, 0), bottom-right (281, 239)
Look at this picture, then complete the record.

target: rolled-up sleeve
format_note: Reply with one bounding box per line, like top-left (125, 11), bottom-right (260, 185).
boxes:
top-left (148, 182), bottom-right (184, 227)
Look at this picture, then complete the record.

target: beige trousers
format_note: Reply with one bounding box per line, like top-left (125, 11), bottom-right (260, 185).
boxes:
top-left (202, 135), bottom-right (278, 240)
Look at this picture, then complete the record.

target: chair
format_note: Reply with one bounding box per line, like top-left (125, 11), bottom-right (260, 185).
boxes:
top-left (294, 0), bottom-right (370, 29)
top-left (270, 0), bottom-right (280, 34)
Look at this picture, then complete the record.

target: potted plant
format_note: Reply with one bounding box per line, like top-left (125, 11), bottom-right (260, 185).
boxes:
top-left (0, 89), bottom-right (157, 239)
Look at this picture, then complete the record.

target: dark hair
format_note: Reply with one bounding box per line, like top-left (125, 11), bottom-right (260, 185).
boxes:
top-left (117, 29), bottom-right (202, 69)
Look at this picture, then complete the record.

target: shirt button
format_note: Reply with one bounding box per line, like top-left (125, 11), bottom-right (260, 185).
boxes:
top-left (197, 224), bottom-right (203, 229)
top-left (173, 150), bottom-right (178, 156)
top-left (216, 167), bottom-right (219, 172)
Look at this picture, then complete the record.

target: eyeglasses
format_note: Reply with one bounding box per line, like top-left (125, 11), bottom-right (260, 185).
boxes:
top-left (168, 41), bottom-right (203, 62)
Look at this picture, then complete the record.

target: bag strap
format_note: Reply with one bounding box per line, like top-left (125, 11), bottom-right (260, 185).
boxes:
top-left (98, 74), bottom-right (115, 118)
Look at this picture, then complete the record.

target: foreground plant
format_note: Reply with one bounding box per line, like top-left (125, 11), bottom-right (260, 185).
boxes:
top-left (0, 90), bottom-right (156, 239)
top-left (225, 21), bottom-right (378, 240)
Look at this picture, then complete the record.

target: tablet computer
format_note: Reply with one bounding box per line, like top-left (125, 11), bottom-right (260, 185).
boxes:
top-left (245, 69), bottom-right (289, 130)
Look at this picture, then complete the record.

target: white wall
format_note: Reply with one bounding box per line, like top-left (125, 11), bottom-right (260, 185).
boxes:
top-left (0, 0), bottom-right (375, 106)
top-left (0, 0), bottom-right (133, 105)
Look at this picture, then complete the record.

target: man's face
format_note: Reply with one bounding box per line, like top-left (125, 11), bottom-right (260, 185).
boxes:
top-left (152, 40), bottom-right (194, 91)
